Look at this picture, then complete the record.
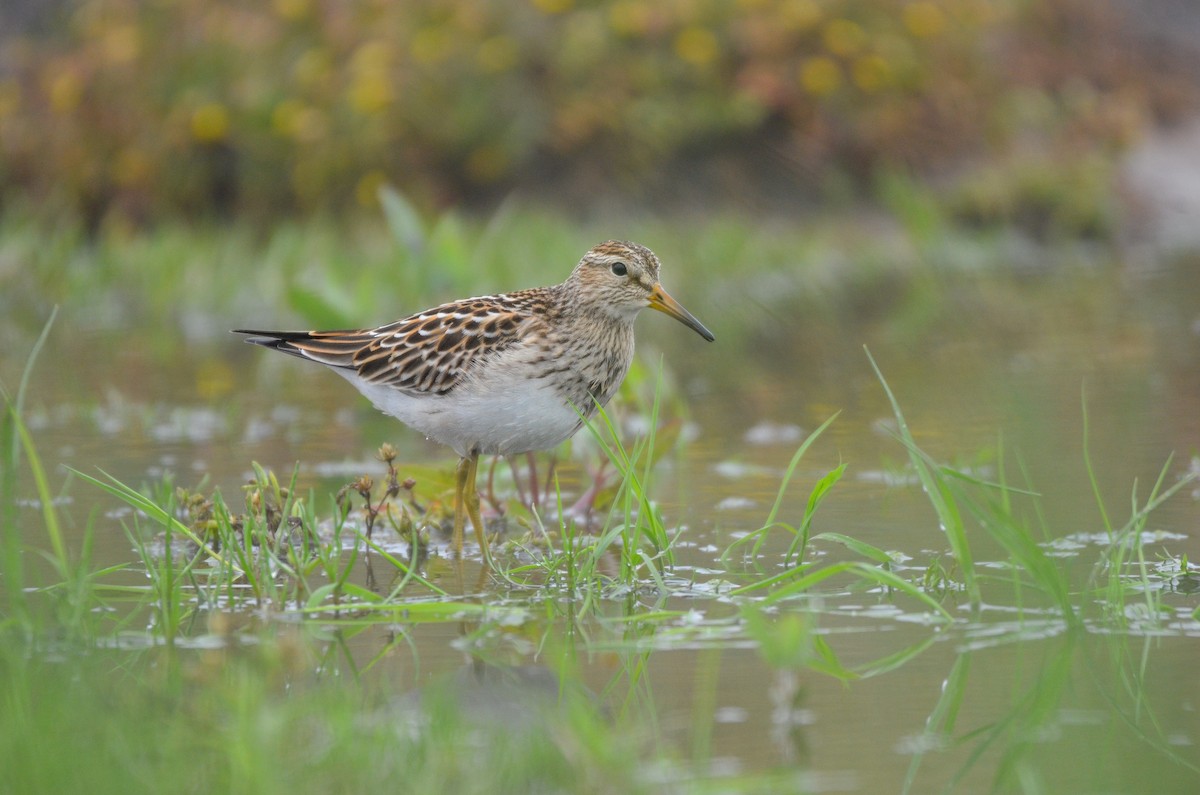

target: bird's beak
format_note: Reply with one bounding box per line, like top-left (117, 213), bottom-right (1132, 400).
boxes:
top-left (648, 284), bottom-right (715, 342)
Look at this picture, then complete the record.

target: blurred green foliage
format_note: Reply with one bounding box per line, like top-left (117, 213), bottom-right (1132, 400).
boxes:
top-left (0, 0), bottom-right (1188, 224)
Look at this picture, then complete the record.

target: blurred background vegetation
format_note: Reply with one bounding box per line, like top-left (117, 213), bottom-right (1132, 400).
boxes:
top-left (1, 0), bottom-right (1196, 232)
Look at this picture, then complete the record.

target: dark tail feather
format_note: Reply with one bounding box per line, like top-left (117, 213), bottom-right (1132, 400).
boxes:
top-left (232, 328), bottom-right (369, 368)
top-left (233, 329), bottom-right (316, 359)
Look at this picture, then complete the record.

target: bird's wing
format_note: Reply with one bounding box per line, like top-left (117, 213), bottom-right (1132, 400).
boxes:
top-left (237, 294), bottom-right (544, 396)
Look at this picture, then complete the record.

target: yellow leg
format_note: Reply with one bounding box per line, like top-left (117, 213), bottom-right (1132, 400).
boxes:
top-left (462, 454), bottom-right (494, 568)
top-left (452, 454), bottom-right (493, 568)
top-left (452, 456), bottom-right (469, 556)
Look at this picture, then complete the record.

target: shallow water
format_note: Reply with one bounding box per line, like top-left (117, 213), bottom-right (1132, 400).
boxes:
top-left (9, 249), bottom-right (1200, 791)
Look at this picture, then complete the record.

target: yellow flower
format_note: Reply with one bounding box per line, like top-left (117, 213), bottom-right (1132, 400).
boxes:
top-left (904, 2), bottom-right (946, 38)
top-left (349, 41), bottom-right (396, 113)
top-left (532, 0), bottom-right (573, 13)
top-left (272, 0), bottom-right (310, 21)
top-left (610, 1), bottom-right (651, 36)
top-left (674, 27), bottom-right (720, 67)
top-left (781, 0), bottom-right (821, 32)
top-left (46, 69), bottom-right (83, 114)
top-left (411, 28), bottom-right (452, 65)
top-left (349, 73), bottom-right (394, 115)
top-left (191, 103), bottom-right (230, 142)
top-left (477, 36), bottom-right (518, 73)
top-left (798, 56), bottom-right (841, 96)
top-left (293, 48), bottom-right (333, 88)
top-left (823, 18), bottom-right (866, 57)
top-left (852, 54), bottom-right (890, 92)
top-left (274, 100), bottom-right (329, 141)
top-left (352, 40), bottom-right (392, 73)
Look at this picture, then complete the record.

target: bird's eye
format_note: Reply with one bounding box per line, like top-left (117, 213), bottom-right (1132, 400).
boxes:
top-left (610, 262), bottom-right (628, 277)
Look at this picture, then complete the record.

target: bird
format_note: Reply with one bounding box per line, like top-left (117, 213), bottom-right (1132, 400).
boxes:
top-left (234, 240), bottom-right (714, 565)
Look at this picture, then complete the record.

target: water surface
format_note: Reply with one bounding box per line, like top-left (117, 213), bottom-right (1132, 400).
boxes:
top-left (9, 249), bottom-right (1200, 791)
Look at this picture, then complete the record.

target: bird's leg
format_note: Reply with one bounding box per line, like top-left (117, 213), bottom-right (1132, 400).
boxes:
top-left (543, 453), bottom-right (558, 510)
top-left (525, 451), bottom-right (540, 513)
top-left (566, 458), bottom-right (608, 522)
top-left (453, 455), bottom-right (470, 556)
top-left (506, 455), bottom-right (527, 507)
top-left (481, 455), bottom-right (508, 516)
top-left (485, 455), bottom-right (500, 508)
top-left (462, 453), bottom-right (494, 568)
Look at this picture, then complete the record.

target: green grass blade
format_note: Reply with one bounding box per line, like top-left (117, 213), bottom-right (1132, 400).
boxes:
top-left (866, 346), bottom-right (981, 610)
top-left (765, 412), bottom-right (840, 531)
top-left (786, 461), bottom-right (847, 562)
top-left (953, 483), bottom-right (1074, 621)
top-left (10, 408), bottom-right (67, 571)
top-left (762, 560), bottom-right (953, 621)
top-left (731, 558), bottom-right (952, 623)
top-left (1081, 388), bottom-right (1113, 536)
top-left (812, 531), bottom-right (895, 565)
top-left (902, 652), bottom-right (972, 794)
top-left (68, 467), bottom-right (227, 566)
top-left (2, 307), bottom-right (61, 619)
top-left (854, 634), bottom-right (938, 679)
top-left (721, 414), bottom-right (841, 565)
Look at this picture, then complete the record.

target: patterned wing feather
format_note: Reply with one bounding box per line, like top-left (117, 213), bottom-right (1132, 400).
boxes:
top-left (237, 292), bottom-right (549, 396)
top-left (354, 298), bottom-right (532, 394)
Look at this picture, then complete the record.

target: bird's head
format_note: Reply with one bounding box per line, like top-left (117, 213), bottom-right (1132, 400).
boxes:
top-left (570, 240), bottom-right (714, 342)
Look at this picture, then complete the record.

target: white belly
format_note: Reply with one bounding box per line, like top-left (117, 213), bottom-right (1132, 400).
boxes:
top-left (337, 359), bottom-right (593, 458)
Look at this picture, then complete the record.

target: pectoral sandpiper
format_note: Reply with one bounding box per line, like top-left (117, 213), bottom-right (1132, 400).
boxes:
top-left (235, 240), bottom-right (714, 564)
